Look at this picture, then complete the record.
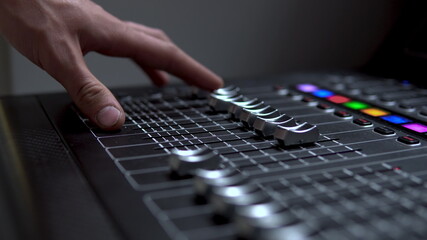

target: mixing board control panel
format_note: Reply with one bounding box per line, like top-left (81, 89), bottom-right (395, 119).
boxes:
top-left (80, 73), bottom-right (427, 240)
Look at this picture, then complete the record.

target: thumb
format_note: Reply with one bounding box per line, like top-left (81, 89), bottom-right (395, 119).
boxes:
top-left (70, 78), bottom-right (125, 130)
top-left (45, 49), bottom-right (125, 130)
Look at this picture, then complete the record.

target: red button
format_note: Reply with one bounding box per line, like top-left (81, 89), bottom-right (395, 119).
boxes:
top-left (327, 95), bottom-right (350, 104)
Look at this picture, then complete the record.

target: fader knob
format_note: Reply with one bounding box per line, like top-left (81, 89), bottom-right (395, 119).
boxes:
top-left (274, 122), bottom-right (319, 147)
top-left (214, 85), bottom-right (241, 96)
top-left (169, 147), bottom-right (221, 176)
top-left (229, 99), bottom-right (264, 120)
top-left (208, 93), bottom-right (245, 112)
top-left (253, 114), bottom-right (296, 138)
top-left (240, 106), bottom-right (279, 129)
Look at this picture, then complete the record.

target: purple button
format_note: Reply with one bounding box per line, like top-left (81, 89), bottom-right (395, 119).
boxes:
top-left (402, 123), bottom-right (427, 133)
top-left (296, 84), bottom-right (318, 93)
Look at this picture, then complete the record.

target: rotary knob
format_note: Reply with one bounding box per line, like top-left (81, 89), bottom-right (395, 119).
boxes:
top-left (169, 147), bottom-right (221, 176)
top-left (193, 169), bottom-right (248, 198)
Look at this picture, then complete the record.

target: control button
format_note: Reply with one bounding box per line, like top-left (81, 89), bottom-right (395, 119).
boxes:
top-left (273, 85), bottom-right (289, 95)
top-left (397, 136), bottom-right (420, 145)
top-left (274, 122), bottom-right (319, 147)
top-left (353, 118), bottom-right (373, 127)
top-left (343, 101), bottom-right (370, 110)
top-left (398, 103), bottom-right (415, 111)
top-left (296, 84), bottom-right (318, 93)
top-left (312, 89), bottom-right (334, 98)
top-left (361, 108), bottom-right (389, 117)
top-left (374, 126), bottom-right (395, 136)
top-left (169, 147), bottom-right (221, 176)
top-left (317, 103), bottom-right (334, 112)
top-left (334, 110), bottom-right (352, 119)
top-left (327, 95), bottom-right (350, 104)
top-left (301, 97), bottom-right (317, 106)
top-left (402, 123), bottom-right (427, 133)
top-left (419, 110), bottom-right (427, 117)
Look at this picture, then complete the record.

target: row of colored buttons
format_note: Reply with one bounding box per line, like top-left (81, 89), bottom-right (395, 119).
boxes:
top-left (296, 83), bottom-right (427, 134)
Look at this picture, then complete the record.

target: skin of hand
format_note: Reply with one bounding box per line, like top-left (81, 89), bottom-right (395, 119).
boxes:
top-left (0, 0), bottom-right (223, 130)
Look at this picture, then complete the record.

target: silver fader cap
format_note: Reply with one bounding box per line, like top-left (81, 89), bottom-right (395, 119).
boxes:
top-left (229, 99), bottom-right (264, 120)
top-left (240, 106), bottom-right (280, 129)
top-left (274, 122), bottom-right (319, 147)
top-left (214, 85), bottom-right (241, 96)
top-left (169, 147), bottom-right (221, 176)
top-left (227, 98), bottom-right (257, 119)
top-left (253, 114), bottom-right (295, 138)
top-left (208, 93), bottom-right (245, 112)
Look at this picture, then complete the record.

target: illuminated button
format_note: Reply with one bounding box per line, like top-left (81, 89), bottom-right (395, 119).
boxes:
top-left (402, 123), bottom-right (427, 133)
top-left (312, 89), bottom-right (334, 98)
top-left (361, 108), bottom-right (390, 117)
top-left (343, 101), bottom-right (370, 110)
top-left (327, 95), bottom-right (350, 104)
top-left (381, 115), bottom-right (412, 124)
top-left (353, 118), bottom-right (373, 127)
top-left (374, 126), bottom-right (395, 135)
top-left (296, 84), bottom-right (318, 93)
top-left (397, 136), bottom-right (420, 145)
top-left (334, 110), bottom-right (352, 118)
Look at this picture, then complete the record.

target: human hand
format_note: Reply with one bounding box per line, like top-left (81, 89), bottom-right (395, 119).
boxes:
top-left (0, 0), bottom-right (223, 130)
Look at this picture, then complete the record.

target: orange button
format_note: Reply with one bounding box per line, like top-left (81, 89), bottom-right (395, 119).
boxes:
top-left (361, 108), bottom-right (389, 117)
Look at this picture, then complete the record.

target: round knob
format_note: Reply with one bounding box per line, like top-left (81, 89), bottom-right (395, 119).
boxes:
top-left (235, 211), bottom-right (308, 240)
top-left (193, 171), bottom-right (248, 198)
top-left (211, 190), bottom-right (270, 218)
top-left (169, 147), bottom-right (221, 176)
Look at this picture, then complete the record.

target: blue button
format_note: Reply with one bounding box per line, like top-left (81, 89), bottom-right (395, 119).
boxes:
top-left (381, 115), bottom-right (412, 124)
top-left (312, 89), bottom-right (334, 98)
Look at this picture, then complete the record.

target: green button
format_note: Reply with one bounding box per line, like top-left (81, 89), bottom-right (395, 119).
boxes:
top-left (343, 101), bottom-right (370, 110)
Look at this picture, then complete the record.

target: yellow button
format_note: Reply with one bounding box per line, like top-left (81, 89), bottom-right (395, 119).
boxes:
top-left (361, 108), bottom-right (389, 117)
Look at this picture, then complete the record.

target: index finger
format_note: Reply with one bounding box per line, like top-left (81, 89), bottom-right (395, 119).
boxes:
top-left (93, 21), bottom-right (223, 90)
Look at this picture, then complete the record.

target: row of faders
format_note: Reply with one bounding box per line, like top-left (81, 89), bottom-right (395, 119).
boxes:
top-left (168, 145), bottom-right (309, 239)
top-left (208, 85), bottom-right (319, 147)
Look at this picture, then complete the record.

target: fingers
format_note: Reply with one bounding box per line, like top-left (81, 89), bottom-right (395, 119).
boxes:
top-left (94, 20), bottom-right (223, 91)
top-left (41, 40), bottom-right (125, 130)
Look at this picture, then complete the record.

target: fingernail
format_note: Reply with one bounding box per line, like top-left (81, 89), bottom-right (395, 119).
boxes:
top-left (96, 106), bottom-right (121, 128)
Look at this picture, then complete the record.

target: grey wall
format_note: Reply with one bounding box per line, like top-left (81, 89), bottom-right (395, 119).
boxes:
top-left (3, 0), bottom-right (402, 95)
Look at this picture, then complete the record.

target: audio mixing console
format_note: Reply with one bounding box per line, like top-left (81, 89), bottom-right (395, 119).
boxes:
top-left (58, 73), bottom-right (427, 240)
